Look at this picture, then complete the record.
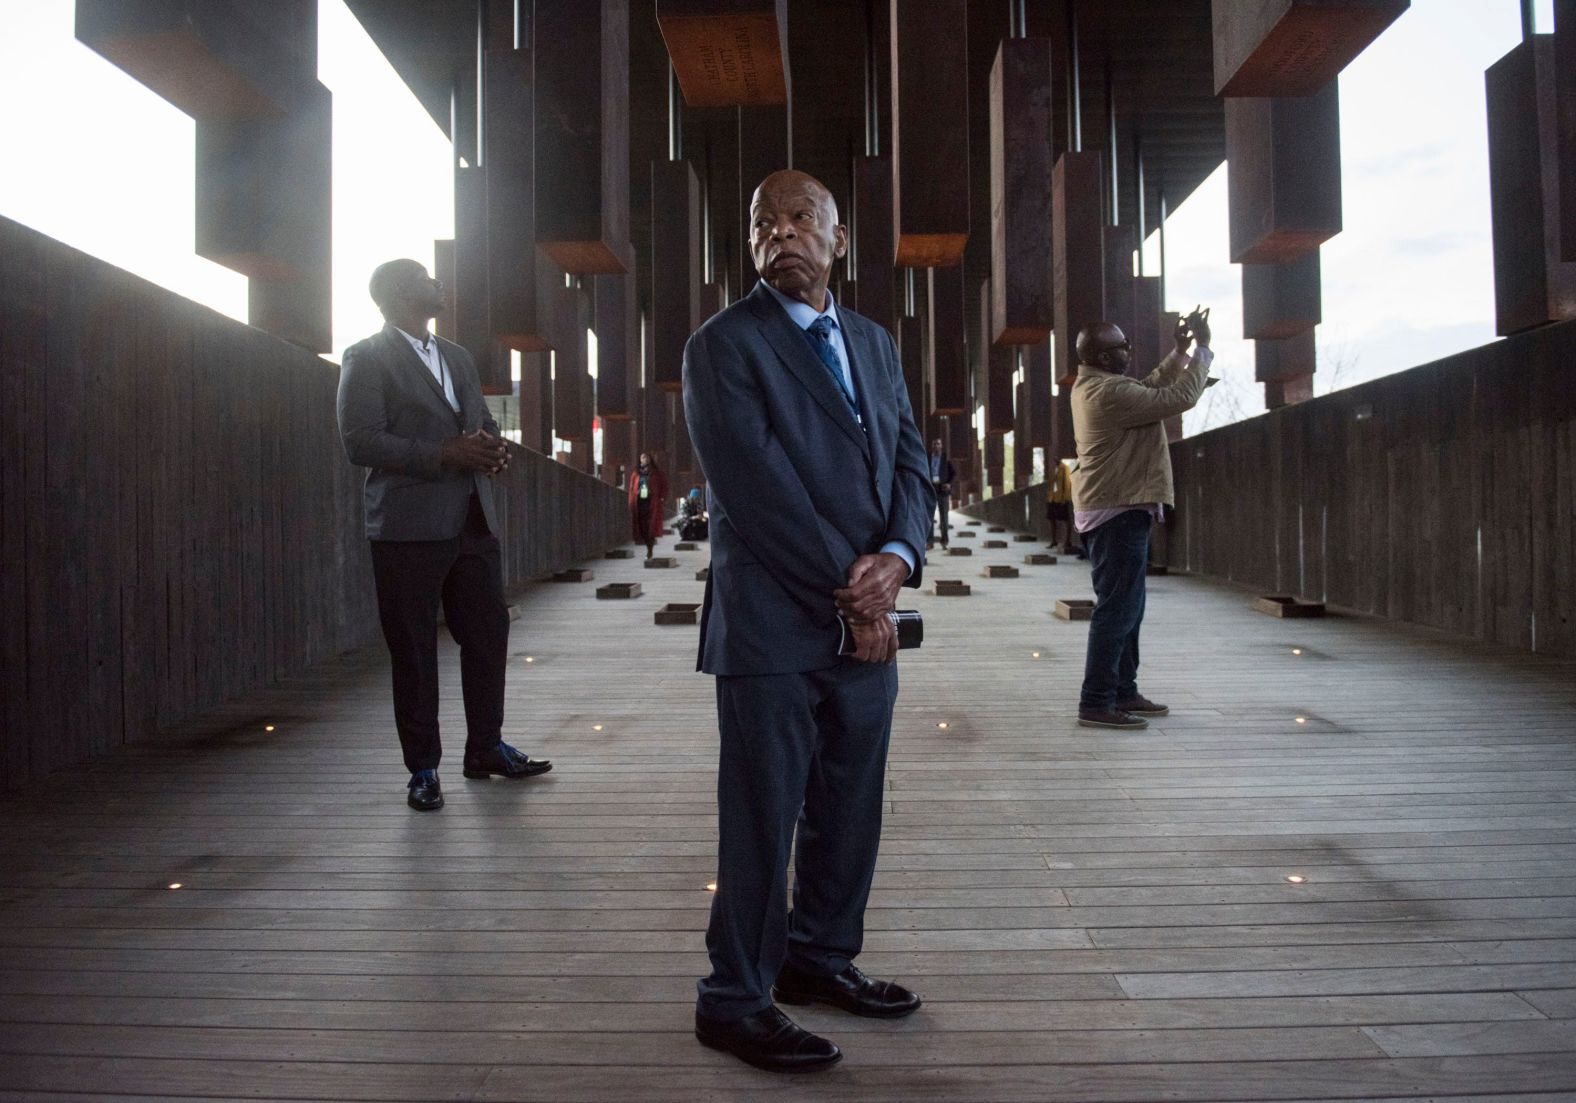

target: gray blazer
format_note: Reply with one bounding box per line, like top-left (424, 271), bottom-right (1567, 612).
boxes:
top-left (336, 325), bottom-right (501, 541)
top-left (682, 283), bottom-right (934, 677)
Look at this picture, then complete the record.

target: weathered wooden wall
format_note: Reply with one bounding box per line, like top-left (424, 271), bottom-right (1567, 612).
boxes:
top-left (1167, 320), bottom-right (1575, 658)
top-left (0, 216), bottom-right (626, 787)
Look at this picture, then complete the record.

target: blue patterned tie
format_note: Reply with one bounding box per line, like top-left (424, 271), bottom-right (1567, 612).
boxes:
top-left (806, 315), bottom-right (859, 418)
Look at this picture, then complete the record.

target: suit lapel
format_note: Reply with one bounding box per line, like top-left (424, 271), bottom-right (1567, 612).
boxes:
top-left (382, 326), bottom-right (454, 413)
top-left (748, 285), bottom-right (868, 452)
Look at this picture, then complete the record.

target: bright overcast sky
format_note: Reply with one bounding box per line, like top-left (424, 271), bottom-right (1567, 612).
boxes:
top-left (0, 0), bottom-right (1555, 433)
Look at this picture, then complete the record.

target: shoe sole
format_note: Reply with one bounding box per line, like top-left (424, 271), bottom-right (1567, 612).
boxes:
top-left (1121, 708), bottom-right (1169, 717)
top-left (1077, 717), bottom-right (1149, 730)
top-left (773, 987), bottom-right (923, 1019)
top-left (407, 797), bottom-right (444, 811)
top-left (462, 764), bottom-right (554, 780)
top-left (695, 1031), bottom-right (842, 1072)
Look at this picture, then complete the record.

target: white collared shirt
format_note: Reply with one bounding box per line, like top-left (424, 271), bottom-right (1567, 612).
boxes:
top-left (394, 326), bottom-right (460, 413)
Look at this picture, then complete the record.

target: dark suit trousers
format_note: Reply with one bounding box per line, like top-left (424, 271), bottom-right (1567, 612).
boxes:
top-left (697, 659), bottom-right (898, 1021)
top-left (369, 496), bottom-right (510, 773)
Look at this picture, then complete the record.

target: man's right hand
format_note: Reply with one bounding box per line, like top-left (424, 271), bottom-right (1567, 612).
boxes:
top-left (441, 429), bottom-right (509, 474)
top-left (1172, 314), bottom-right (1192, 355)
top-left (848, 614), bottom-right (897, 664)
top-left (1185, 305), bottom-right (1211, 349)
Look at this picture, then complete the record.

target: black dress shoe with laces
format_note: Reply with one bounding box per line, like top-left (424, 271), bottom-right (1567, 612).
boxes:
top-left (773, 963), bottom-right (922, 1018)
top-left (463, 741), bottom-right (553, 780)
top-left (407, 770), bottom-right (443, 811)
top-left (694, 1006), bottom-right (842, 1072)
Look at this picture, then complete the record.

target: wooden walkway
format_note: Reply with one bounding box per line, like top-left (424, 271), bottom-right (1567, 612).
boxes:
top-left (2, 517), bottom-right (1575, 1101)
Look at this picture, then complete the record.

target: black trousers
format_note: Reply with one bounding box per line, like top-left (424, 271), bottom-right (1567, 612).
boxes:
top-left (697, 659), bottom-right (898, 1021)
top-left (369, 496), bottom-right (510, 773)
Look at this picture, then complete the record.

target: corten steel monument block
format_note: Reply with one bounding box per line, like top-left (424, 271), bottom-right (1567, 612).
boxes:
top-left (984, 435), bottom-right (1005, 494)
top-left (486, 45), bottom-right (546, 351)
top-left (1257, 330), bottom-right (1316, 409)
top-left (594, 273), bottom-right (637, 421)
top-left (899, 314), bottom-right (926, 428)
top-left (551, 281), bottom-right (593, 442)
top-left (75, 0), bottom-right (305, 120)
top-left (1226, 83), bottom-right (1342, 264)
top-left (1052, 151), bottom-right (1105, 387)
top-left (855, 155), bottom-right (897, 332)
top-left (535, 0), bottom-right (633, 275)
top-left (979, 281), bottom-right (1015, 436)
top-left (990, 38), bottom-right (1055, 346)
top-left (1242, 250), bottom-right (1322, 339)
top-left (891, 0), bottom-right (970, 267)
top-left (657, 0), bottom-right (789, 107)
top-left (1212, 0), bottom-right (1409, 97)
top-left (928, 266), bottom-right (968, 414)
top-left (650, 159), bottom-right (701, 393)
top-left (1131, 276), bottom-right (1163, 372)
top-left (1024, 338), bottom-right (1053, 449)
top-left (1486, 37), bottom-right (1576, 335)
top-left (1102, 224), bottom-right (1137, 371)
top-left (518, 351), bottom-right (553, 452)
top-left (1559, 0), bottom-right (1576, 261)
top-left (197, 79), bottom-right (332, 352)
top-left (737, 104), bottom-right (793, 285)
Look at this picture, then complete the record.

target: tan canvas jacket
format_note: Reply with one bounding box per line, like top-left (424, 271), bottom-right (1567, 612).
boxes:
top-left (1070, 348), bottom-right (1212, 511)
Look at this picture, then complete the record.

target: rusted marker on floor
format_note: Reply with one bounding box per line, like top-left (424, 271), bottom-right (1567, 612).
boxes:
top-left (982, 564), bottom-right (1019, 579)
top-left (1024, 553), bottom-right (1057, 565)
top-left (1054, 598), bottom-right (1094, 621)
top-left (946, 546), bottom-right (973, 556)
top-left (654, 602), bottom-right (701, 625)
top-left (695, 567), bottom-right (710, 582)
top-left (552, 567), bottom-right (594, 582)
top-left (596, 582), bottom-right (642, 599)
top-left (1254, 594), bottom-right (1326, 618)
top-left (934, 579), bottom-right (971, 596)
top-left (983, 539), bottom-right (1007, 549)
top-left (605, 548), bottom-right (635, 559)
top-left (1013, 533), bottom-right (1037, 542)
top-left (644, 556), bottom-right (678, 569)
top-left (674, 542), bottom-right (699, 551)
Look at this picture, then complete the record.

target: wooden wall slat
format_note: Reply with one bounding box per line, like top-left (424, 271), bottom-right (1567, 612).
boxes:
top-left (1164, 317), bottom-right (1576, 659)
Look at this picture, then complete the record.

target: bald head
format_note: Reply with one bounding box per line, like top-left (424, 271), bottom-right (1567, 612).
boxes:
top-left (749, 169), bottom-right (847, 310)
top-left (1075, 321), bottom-right (1131, 372)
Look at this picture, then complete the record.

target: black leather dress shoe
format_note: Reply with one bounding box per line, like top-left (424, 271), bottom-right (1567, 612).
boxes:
top-left (694, 1006), bottom-right (841, 1072)
top-left (407, 770), bottom-right (443, 811)
top-left (773, 963), bottom-right (922, 1018)
top-left (463, 742), bottom-right (553, 780)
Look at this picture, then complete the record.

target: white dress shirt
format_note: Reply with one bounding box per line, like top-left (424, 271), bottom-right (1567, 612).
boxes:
top-left (394, 326), bottom-right (460, 413)
top-left (760, 281), bottom-right (917, 578)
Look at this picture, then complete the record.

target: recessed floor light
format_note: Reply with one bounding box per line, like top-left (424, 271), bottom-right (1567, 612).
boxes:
top-left (167, 883), bottom-right (183, 890)
top-left (1285, 875), bottom-right (1306, 884)
top-left (264, 724), bottom-right (275, 732)
top-left (936, 721), bottom-right (950, 730)
top-left (1031, 651), bottom-right (1041, 659)
top-left (592, 724), bottom-right (604, 732)
top-left (1291, 648), bottom-right (1302, 655)
top-left (1294, 716), bottom-right (1307, 724)
top-left (706, 883), bottom-right (717, 892)
top-left (524, 656), bottom-right (535, 663)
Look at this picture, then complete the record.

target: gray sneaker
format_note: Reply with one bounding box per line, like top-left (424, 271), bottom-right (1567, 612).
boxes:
top-left (1077, 707), bottom-right (1148, 730)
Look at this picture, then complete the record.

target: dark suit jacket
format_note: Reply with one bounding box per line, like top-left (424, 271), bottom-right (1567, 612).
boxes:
top-left (682, 283), bottom-right (934, 677)
top-left (336, 325), bottom-right (501, 541)
top-left (930, 454), bottom-right (957, 490)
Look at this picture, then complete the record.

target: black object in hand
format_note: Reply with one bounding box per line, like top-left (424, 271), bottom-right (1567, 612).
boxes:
top-left (838, 609), bottom-right (923, 655)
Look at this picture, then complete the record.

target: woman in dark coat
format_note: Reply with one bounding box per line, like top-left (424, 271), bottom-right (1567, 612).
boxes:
top-left (627, 452), bottom-right (669, 559)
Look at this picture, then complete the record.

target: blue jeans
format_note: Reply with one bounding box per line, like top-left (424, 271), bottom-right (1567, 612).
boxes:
top-left (1079, 509), bottom-right (1151, 711)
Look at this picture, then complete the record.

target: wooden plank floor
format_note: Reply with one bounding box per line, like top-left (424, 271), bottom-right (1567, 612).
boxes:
top-left (2, 516), bottom-right (1575, 1101)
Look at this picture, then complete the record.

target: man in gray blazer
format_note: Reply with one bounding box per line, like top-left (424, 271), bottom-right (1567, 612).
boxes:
top-left (336, 259), bottom-right (551, 812)
top-left (683, 171), bottom-right (934, 1071)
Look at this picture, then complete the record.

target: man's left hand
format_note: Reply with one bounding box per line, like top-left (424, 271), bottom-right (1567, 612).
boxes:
top-left (835, 552), bottom-right (907, 622)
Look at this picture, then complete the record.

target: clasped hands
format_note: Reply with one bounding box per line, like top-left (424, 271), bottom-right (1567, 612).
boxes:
top-left (835, 552), bottom-right (907, 664)
top-left (441, 429), bottom-right (509, 475)
top-left (1173, 304), bottom-right (1211, 353)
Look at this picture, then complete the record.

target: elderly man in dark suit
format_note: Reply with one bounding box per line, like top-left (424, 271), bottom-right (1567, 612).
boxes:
top-left (336, 259), bottom-right (551, 813)
top-left (682, 171), bottom-right (934, 1072)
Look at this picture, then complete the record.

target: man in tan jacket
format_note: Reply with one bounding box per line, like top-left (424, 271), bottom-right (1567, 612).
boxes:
top-left (1070, 308), bottom-right (1213, 729)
